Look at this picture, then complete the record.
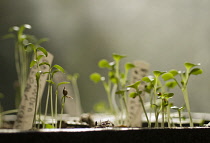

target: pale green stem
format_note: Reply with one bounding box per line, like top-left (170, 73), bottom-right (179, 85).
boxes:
top-left (182, 88), bottom-right (193, 127)
top-left (59, 97), bottom-right (65, 128)
top-left (178, 110), bottom-right (182, 127)
top-left (138, 94), bottom-right (151, 127)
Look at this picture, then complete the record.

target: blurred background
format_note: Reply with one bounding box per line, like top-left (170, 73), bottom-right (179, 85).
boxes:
top-left (0, 0), bottom-right (210, 113)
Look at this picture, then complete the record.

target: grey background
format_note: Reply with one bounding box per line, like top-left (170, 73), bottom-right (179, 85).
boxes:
top-left (0, 0), bottom-right (209, 113)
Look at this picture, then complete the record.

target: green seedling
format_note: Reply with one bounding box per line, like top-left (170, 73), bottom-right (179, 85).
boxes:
top-left (28, 43), bottom-right (48, 129)
top-left (161, 63), bottom-right (203, 127)
top-left (127, 81), bottom-right (151, 127)
top-left (59, 87), bottom-right (72, 128)
top-left (3, 24), bottom-right (48, 108)
top-left (157, 92), bottom-right (174, 127)
top-left (171, 106), bottom-right (185, 127)
top-left (40, 63), bottom-right (67, 128)
top-left (55, 81), bottom-right (70, 128)
top-left (90, 54), bottom-right (135, 126)
top-left (142, 71), bottom-right (165, 127)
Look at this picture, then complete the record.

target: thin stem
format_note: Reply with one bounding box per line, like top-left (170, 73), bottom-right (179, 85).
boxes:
top-left (43, 76), bottom-right (51, 128)
top-left (138, 94), bottom-right (151, 127)
top-left (59, 97), bottom-right (65, 128)
top-left (167, 105), bottom-right (171, 127)
top-left (178, 111), bottom-right (182, 127)
top-left (55, 88), bottom-right (58, 128)
top-left (182, 88), bottom-right (193, 127)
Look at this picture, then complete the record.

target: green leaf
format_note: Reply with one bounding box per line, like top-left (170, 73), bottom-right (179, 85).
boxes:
top-left (98, 59), bottom-right (110, 68)
top-left (37, 55), bottom-right (44, 62)
top-left (169, 69), bottom-right (179, 76)
top-left (53, 65), bottom-right (65, 73)
top-left (165, 81), bottom-right (177, 88)
top-left (184, 62), bottom-right (199, 71)
top-left (39, 62), bottom-right (51, 67)
top-left (153, 71), bottom-right (165, 77)
top-left (57, 81), bottom-right (70, 87)
top-left (46, 80), bottom-right (55, 84)
top-left (161, 72), bottom-right (174, 81)
top-left (112, 54), bottom-right (126, 62)
top-left (189, 68), bottom-right (203, 75)
top-left (142, 76), bottom-right (153, 82)
top-left (127, 81), bottom-right (141, 90)
top-left (125, 63), bottom-right (135, 70)
top-left (30, 60), bottom-right (37, 68)
top-left (110, 77), bottom-right (118, 84)
top-left (90, 73), bottom-right (102, 83)
top-left (129, 92), bottom-right (137, 98)
top-left (37, 47), bottom-right (48, 57)
top-left (164, 93), bottom-right (174, 98)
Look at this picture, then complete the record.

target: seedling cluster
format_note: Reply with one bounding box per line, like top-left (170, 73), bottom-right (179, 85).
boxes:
top-left (128, 62), bottom-right (203, 127)
top-left (90, 54), bottom-right (135, 125)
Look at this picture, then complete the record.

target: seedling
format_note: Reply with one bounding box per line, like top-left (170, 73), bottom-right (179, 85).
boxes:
top-left (127, 81), bottom-right (151, 127)
top-left (157, 92), bottom-right (174, 127)
top-left (40, 63), bottom-right (68, 128)
top-left (171, 106), bottom-right (185, 127)
top-left (27, 43), bottom-right (48, 129)
top-left (3, 24), bottom-right (48, 108)
top-left (90, 54), bottom-right (135, 125)
top-left (161, 62), bottom-right (203, 127)
top-left (59, 87), bottom-right (73, 128)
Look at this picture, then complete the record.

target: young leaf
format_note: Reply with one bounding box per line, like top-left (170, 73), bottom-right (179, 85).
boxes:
top-left (153, 71), bottom-right (165, 77)
top-left (162, 72), bottom-right (174, 81)
top-left (90, 73), bottom-right (102, 83)
top-left (98, 59), bottom-right (110, 68)
top-left (127, 81), bottom-right (141, 90)
top-left (164, 93), bottom-right (174, 98)
top-left (46, 80), bottom-right (55, 84)
top-left (142, 76), bottom-right (154, 83)
top-left (57, 82), bottom-right (70, 87)
top-left (125, 63), bottom-right (135, 70)
top-left (37, 55), bottom-right (44, 62)
top-left (30, 60), bottom-right (37, 68)
top-left (129, 92), bottom-right (137, 98)
top-left (39, 62), bottom-right (50, 67)
top-left (112, 54), bottom-right (126, 62)
top-left (169, 69), bottom-right (179, 76)
top-left (189, 68), bottom-right (203, 75)
top-left (53, 65), bottom-right (65, 73)
top-left (37, 47), bottom-right (48, 57)
top-left (165, 81), bottom-right (177, 88)
top-left (184, 62), bottom-right (197, 71)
